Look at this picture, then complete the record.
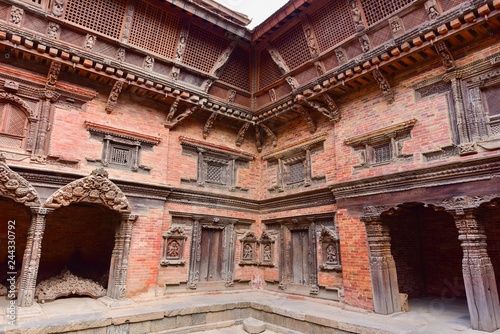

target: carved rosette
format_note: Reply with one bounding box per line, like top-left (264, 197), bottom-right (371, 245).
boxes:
top-left (0, 159), bottom-right (40, 206)
top-left (44, 168), bottom-right (131, 213)
top-left (35, 270), bottom-right (106, 303)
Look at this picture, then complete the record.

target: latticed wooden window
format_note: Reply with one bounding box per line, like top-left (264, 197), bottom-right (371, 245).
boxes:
top-left (206, 163), bottom-right (223, 183)
top-left (0, 103), bottom-right (28, 149)
top-left (129, 0), bottom-right (181, 59)
top-left (218, 46), bottom-right (250, 91)
top-left (360, 0), bottom-right (417, 26)
top-left (273, 23), bottom-right (311, 71)
top-left (110, 147), bottom-right (130, 165)
top-left (483, 85), bottom-right (500, 136)
top-left (63, 0), bottom-right (127, 39)
top-left (182, 24), bottom-right (230, 73)
top-left (310, 0), bottom-right (356, 52)
top-left (259, 49), bottom-right (283, 89)
top-left (287, 161), bottom-right (304, 184)
top-left (374, 143), bottom-right (392, 163)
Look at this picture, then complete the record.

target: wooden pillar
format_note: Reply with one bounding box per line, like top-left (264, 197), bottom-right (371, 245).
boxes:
top-left (452, 210), bottom-right (500, 332)
top-left (363, 213), bottom-right (401, 314)
top-left (188, 216), bottom-right (202, 289)
top-left (18, 207), bottom-right (52, 307)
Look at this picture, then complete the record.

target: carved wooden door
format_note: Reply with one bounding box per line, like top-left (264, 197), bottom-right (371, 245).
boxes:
top-left (199, 227), bottom-right (223, 281)
top-left (291, 230), bottom-right (310, 285)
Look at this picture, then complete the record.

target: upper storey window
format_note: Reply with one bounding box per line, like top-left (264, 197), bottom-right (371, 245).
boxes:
top-left (0, 103), bottom-right (28, 150)
top-left (482, 85), bottom-right (500, 137)
top-left (360, 0), bottom-right (417, 26)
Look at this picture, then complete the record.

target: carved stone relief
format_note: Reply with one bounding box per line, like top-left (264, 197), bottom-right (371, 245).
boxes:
top-left (0, 157), bottom-right (40, 206)
top-left (239, 231), bottom-right (258, 265)
top-left (161, 227), bottom-right (188, 266)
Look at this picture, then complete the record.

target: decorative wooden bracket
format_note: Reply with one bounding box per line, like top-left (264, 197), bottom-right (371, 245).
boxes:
top-left (296, 94), bottom-right (340, 122)
top-left (300, 15), bottom-right (319, 58)
top-left (235, 122), bottom-right (250, 147)
top-left (165, 97), bottom-right (181, 124)
top-left (202, 112), bottom-right (218, 139)
top-left (105, 79), bottom-right (125, 114)
top-left (255, 125), bottom-right (262, 152)
top-left (294, 105), bottom-right (317, 134)
top-left (165, 105), bottom-right (199, 129)
top-left (259, 123), bottom-right (278, 148)
top-left (266, 44), bottom-right (289, 75)
top-left (46, 61), bottom-right (61, 91)
top-left (372, 69), bottom-right (395, 103)
top-left (211, 42), bottom-right (237, 76)
top-left (175, 23), bottom-right (190, 63)
top-left (434, 41), bottom-right (455, 70)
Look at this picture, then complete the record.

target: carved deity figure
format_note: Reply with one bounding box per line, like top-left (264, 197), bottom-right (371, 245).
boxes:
top-left (263, 244), bottom-right (272, 261)
top-left (52, 0), bottom-right (65, 17)
top-left (47, 22), bottom-right (60, 39)
top-left (10, 7), bottom-right (23, 25)
top-left (167, 241), bottom-right (180, 258)
top-left (326, 244), bottom-right (337, 263)
top-left (144, 56), bottom-right (154, 71)
top-left (243, 244), bottom-right (253, 260)
top-left (85, 35), bottom-right (96, 50)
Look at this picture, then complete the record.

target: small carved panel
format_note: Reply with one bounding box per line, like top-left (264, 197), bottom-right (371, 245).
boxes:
top-left (239, 231), bottom-right (258, 266)
top-left (161, 227), bottom-right (188, 266)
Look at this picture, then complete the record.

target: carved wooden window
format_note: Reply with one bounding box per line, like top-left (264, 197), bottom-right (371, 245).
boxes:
top-left (482, 85), bottom-right (500, 137)
top-left (85, 122), bottom-right (160, 174)
top-left (273, 23), bottom-right (311, 71)
top-left (319, 227), bottom-right (341, 272)
top-left (239, 231), bottom-right (257, 266)
top-left (259, 49), bottom-right (283, 89)
top-left (0, 103), bottom-right (28, 149)
top-left (218, 46), bottom-right (250, 92)
top-left (180, 138), bottom-right (253, 192)
top-left (258, 231), bottom-right (275, 267)
top-left (344, 119), bottom-right (416, 170)
top-left (286, 159), bottom-right (305, 184)
top-left (161, 227), bottom-right (188, 266)
top-left (360, 0), bottom-right (417, 26)
top-left (63, 0), bottom-right (127, 40)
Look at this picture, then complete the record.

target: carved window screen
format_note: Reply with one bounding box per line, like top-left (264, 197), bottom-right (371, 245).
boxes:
top-left (360, 0), bottom-right (416, 26)
top-left (482, 85), bottom-right (500, 136)
top-left (309, 0), bottom-right (356, 52)
top-left (110, 147), bottom-right (130, 165)
top-left (0, 103), bottom-right (27, 149)
top-left (182, 24), bottom-right (230, 73)
top-left (287, 161), bottom-right (304, 184)
top-left (273, 23), bottom-right (311, 71)
top-left (374, 143), bottom-right (392, 163)
top-left (206, 163), bottom-right (223, 183)
top-left (129, 0), bottom-right (181, 59)
top-left (218, 46), bottom-right (250, 91)
top-left (259, 49), bottom-right (283, 89)
top-left (63, 0), bottom-right (127, 40)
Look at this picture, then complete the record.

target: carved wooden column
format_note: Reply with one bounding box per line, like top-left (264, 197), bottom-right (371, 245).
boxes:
top-left (108, 214), bottom-right (137, 299)
top-left (362, 208), bottom-right (401, 314)
top-left (452, 209), bottom-right (500, 332)
top-left (188, 216), bottom-right (202, 289)
top-left (18, 207), bottom-right (53, 307)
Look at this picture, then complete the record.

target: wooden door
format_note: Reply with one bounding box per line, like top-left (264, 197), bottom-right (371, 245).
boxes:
top-left (199, 228), bottom-right (223, 282)
top-left (291, 230), bottom-right (309, 285)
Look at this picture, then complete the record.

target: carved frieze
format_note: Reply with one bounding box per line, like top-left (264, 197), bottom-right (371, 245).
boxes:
top-left (0, 157), bottom-right (40, 206)
top-left (44, 168), bottom-right (131, 213)
top-left (35, 270), bottom-right (106, 303)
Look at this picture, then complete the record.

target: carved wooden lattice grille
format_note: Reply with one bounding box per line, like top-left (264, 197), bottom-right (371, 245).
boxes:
top-left (182, 24), bottom-right (230, 73)
top-left (309, 0), bottom-right (356, 52)
top-left (374, 143), bottom-right (392, 163)
top-left (0, 103), bottom-right (27, 149)
top-left (219, 46), bottom-right (250, 91)
top-left (63, 0), bottom-right (127, 39)
top-left (273, 23), bottom-right (311, 71)
top-left (360, 0), bottom-right (417, 26)
top-left (288, 161), bottom-right (304, 183)
top-left (110, 147), bottom-right (130, 165)
top-left (206, 163), bottom-right (223, 183)
top-left (129, 0), bottom-right (181, 59)
top-left (483, 85), bottom-right (500, 136)
top-left (259, 49), bottom-right (283, 89)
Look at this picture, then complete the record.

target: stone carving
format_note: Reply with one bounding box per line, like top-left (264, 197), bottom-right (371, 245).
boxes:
top-left (161, 226), bottom-right (188, 266)
top-left (44, 168), bottom-right (131, 213)
top-left (47, 22), bottom-right (60, 39)
top-left (52, 0), bottom-right (65, 18)
top-left (235, 122), bottom-right (250, 147)
top-left (144, 56), bottom-right (154, 71)
top-left (389, 16), bottom-right (405, 36)
top-left (239, 231), bottom-right (257, 265)
top-left (319, 227), bottom-right (341, 271)
top-left (435, 41), bottom-right (455, 70)
top-left (335, 48), bottom-right (347, 64)
top-left (10, 7), bottom-right (23, 26)
top-left (175, 24), bottom-right (190, 63)
top-left (84, 34), bottom-right (96, 50)
top-left (350, 0), bottom-right (364, 32)
top-left (425, 0), bottom-right (440, 19)
top-left (373, 69), bottom-right (395, 103)
top-left (35, 270), bottom-right (106, 303)
top-left (0, 158), bottom-right (40, 206)
top-left (360, 35), bottom-right (371, 53)
top-left (203, 112), bottom-right (218, 139)
top-left (213, 43), bottom-right (236, 76)
top-left (46, 61), bottom-right (61, 90)
top-left (106, 80), bottom-right (125, 114)
top-left (116, 48), bottom-right (125, 62)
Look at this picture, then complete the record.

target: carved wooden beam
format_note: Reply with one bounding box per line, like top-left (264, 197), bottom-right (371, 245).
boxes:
top-left (294, 105), bottom-right (317, 134)
top-left (255, 125), bottom-right (262, 152)
top-left (46, 61), bottom-right (61, 91)
top-left (211, 42), bottom-right (237, 76)
top-left (203, 112), bottom-right (218, 139)
top-left (295, 94), bottom-right (340, 122)
top-left (266, 44), bottom-right (289, 75)
top-left (300, 15), bottom-right (319, 58)
top-left (372, 69), bottom-right (395, 103)
top-left (259, 123), bottom-right (278, 148)
top-left (434, 41), bottom-right (455, 70)
top-left (175, 23), bottom-right (190, 63)
top-left (165, 105), bottom-right (199, 129)
top-left (105, 79), bottom-right (125, 114)
top-left (235, 122), bottom-right (250, 147)
top-left (165, 97), bottom-right (181, 124)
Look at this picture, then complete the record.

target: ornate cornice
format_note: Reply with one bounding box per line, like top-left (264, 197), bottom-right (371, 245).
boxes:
top-left (344, 119), bottom-right (417, 146)
top-left (331, 155), bottom-right (500, 199)
top-left (85, 121), bottom-right (161, 145)
top-left (179, 136), bottom-right (255, 160)
top-left (262, 133), bottom-right (327, 161)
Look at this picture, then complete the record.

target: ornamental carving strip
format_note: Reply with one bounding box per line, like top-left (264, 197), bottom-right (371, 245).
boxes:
top-left (0, 92), bottom-right (36, 119)
top-left (44, 168), bottom-right (131, 213)
top-left (0, 158), bottom-right (41, 206)
top-left (106, 80), bottom-right (125, 114)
